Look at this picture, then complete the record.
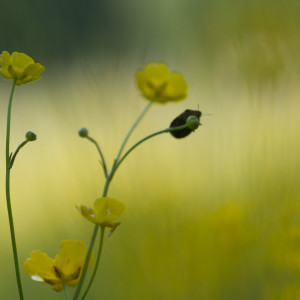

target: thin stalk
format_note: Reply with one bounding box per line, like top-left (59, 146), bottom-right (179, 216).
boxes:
top-left (115, 102), bottom-right (153, 163)
top-left (63, 283), bottom-right (70, 300)
top-left (113, 124), bottom-right (189, 178)
top-left (9, 140), bottom-right (29, 169)
top-left (81, 225), bottom-right (105, 300)
top-left (73, 102), bottom-right (153, 300)
top-left (86, 136), bottom-right (108, 178)
top-left (72, 226), bottom-right (99, 300)
top-left (5, 79), bottom-right (24, 300)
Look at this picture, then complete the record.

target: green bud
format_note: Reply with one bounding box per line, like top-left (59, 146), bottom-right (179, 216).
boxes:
top-left (170, 109), bottom-right (201, 138)
top-left (78, 128), bottom-right (88, 138)
top-left (186, 115), bottom-right (200, 130)
top-left (25, 131), bottom-right (37, 142)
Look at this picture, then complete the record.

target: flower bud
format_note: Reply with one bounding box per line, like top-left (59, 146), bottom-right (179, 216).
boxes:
top-left (170, 109), bottom-right (201, 138)
top-left (186, 115), bottom-right (200, 130)
top-left (78, 128), bottom-right (88, 138)
top-left (25, 131), bottom-right (37, 142)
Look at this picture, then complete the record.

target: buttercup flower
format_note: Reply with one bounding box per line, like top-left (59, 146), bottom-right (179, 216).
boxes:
top-left (0, 51), bottom-right (45, 85)
top-left (136, 63), bottom-right (187, 103)
top-left (77, 197), bottom-right (125, 227)
top-left (24, 240), bottom-right (94, 292)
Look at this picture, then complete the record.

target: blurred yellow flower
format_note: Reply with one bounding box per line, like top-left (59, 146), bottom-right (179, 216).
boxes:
top-left (136, 63), bottom-right (187, 103)
top-left (24, 240), bottom-right (94, 292)
top-left (0, 51), bottom-right (45, 85)
top-left (77, 197), bottom-right (125, 227)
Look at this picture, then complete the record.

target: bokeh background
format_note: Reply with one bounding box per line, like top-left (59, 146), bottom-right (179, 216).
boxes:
top-left (1, 0), bottom-right (300, 299)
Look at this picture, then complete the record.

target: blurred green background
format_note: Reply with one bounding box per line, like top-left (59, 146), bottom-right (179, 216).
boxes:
top-left (1, 0), bottom-right (300, 299)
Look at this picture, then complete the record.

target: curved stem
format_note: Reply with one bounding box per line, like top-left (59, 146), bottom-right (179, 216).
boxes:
top-left (112, 124), bottom-right (188, 179)
top-left (9, 140), bottom-right (29, 169)
top-left (74, 102), bottom-right (153, 300)
top-left (72, 226), bottom-right (99, 300)
top-left (86, 136), bottom-right (108, 178)
top-left (115, 102), bottom-right (153, 163)
top-left (5, 80), bottom-right (24, 300)
top-left (81, 225), bottom-right (105, 300)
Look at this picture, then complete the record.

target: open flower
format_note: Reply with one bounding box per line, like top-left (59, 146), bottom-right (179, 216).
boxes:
top-left (0, 51), bottom-right (45, 85)
top-left (136, 63), bottom-right (187, 103)
top-left (24, 240), bottom-right (94, 292)
top-left (77, 197), bottom-right (125, 227)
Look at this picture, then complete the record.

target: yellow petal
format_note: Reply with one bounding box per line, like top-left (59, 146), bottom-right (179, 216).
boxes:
top-left (54, 240), bottom-right (94, 284)
top-left (77, 205), bottom-right (98, 224)
top-left (16, 75), bottom-right (42, 86)
top-left (23, 63), bottom-right (45, 76)
top-left (0, 51), bottom-right (13, 79)
top-left (144, 63), bottom-right (170, 89)
top-left (24, 250), bottom-right (58, 283)
top-left (136, 62), bottom-right (187, 103)
top-left (11, 52), bottom-right (34, 76)
top-left (162, 72), bottom-right (188, 101)
top-left (136, 70), bottom-right (156, 100)
top-left (94, 197), bottom-right (125, 225)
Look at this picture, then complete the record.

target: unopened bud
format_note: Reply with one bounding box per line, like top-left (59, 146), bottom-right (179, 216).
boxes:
top-left (186, 115), bottom-right (200, 130)
top-left (25, 131), bottom-right (37, 142)
top-left (78, 128), bottom-right (88, 138)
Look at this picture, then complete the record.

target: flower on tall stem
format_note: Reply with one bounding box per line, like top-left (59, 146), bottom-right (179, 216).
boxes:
top-left (136, 63), bottom-right (188, 103)
top-left (0, 51), bottom-right (45, 85)
top-left (24, 240), bottom-right (94, 292)
top-left (77, 197), bottom-right (125, 228)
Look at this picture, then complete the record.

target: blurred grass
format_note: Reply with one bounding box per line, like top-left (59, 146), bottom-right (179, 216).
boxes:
top-left (1, 0), bottom-right (300, 298)
top-left (0, 49), bottom-right (299, 300)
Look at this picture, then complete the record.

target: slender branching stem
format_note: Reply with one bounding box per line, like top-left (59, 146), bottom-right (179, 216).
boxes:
top-left (81, 225), bottom-right (106, 300)
top-left (112, 124), bottom-right (189, 178)
top-left (5, 79), bottom-right (24, 300)
top-left (72, 225), bottom-right (99, 300)
top-left (9, 140), bottom-right (29, 169)
top-left (115, 101), bottom-right (153, 163)
top-left (86, 136), bottom-right (108, 178)
top-left (74, 103), bottom-right (152, 299)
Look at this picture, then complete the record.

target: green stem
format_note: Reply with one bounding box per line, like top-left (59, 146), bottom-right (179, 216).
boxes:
top-left (73, 102), bottom-right (153, 300)
top-left (63, 283), bottom-right (70, 300)
top-left (115, 102), bottom-right (153, 163)
top-left (9, 140), bottom-right (29, 169)
top-left (5, 80), bottom-right (24, 300)
top-left (113, 124), bottom-right (189, 179)
top-left (72, 226), bottom-right (99, 300)
top-left (86, 136), bottom-right (108, 178)
top-left (81, 225), bottom-right (105, 300)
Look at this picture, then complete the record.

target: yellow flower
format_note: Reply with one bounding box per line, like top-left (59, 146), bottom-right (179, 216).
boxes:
top-left (24, 240), bottom-right (94, 292)
top-left (77, 197), bottom-right (125, 227)
top-left (136, 63), bottom-right (188, 103)
top-left (0, 51), bottom-right (45, 85)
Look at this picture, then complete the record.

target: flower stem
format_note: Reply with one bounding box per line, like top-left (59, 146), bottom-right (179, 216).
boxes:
top-left (63, 283), bottom-right (70, 300)
top-left (72, 226), bottom-right (99, 300)
top-left (5, 80), bottom-right (24, 300)
top-left (113, 123), bottom-right (189, 178)
top-left (73, 102), bottom-right (153, 300)
top-left (86, 135), bottom-right (108, 178)
top-left (115, 102), bottom-right (153, 163)
top-left (9, 139), bottom-right (29, 169)
top-left (80, 225), bottom-right (105, 300)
